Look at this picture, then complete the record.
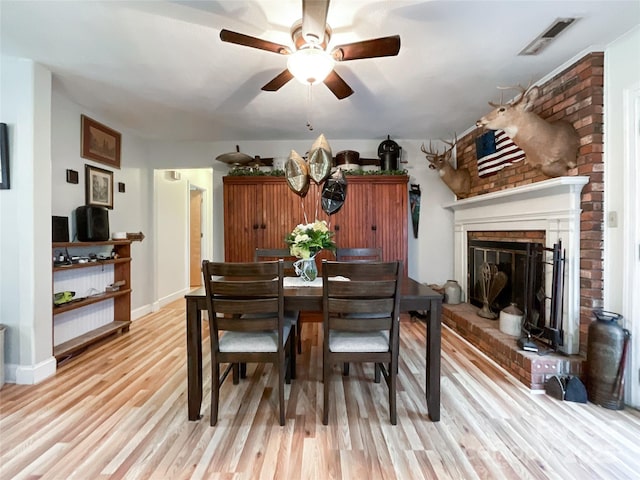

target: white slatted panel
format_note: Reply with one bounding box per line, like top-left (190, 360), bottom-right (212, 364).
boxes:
top-left (53, 299), bottom-right (115, 346)
top-left (53, 264), bottom-right (115, 346)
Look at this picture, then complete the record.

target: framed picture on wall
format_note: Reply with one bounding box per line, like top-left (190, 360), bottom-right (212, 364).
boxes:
top-left (80, 114), bottom-right (121, 169)
top-left (85, 164), bottom-right (114, 209)
top-left (0, 123), bottom-right (10, 189)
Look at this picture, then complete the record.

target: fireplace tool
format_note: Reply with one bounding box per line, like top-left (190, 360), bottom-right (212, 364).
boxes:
top-left (477, 262), bottom-right (507, 319)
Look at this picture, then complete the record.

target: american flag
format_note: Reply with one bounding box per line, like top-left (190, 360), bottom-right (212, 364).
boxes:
top-left (475, 130), bottom-right (526, 177)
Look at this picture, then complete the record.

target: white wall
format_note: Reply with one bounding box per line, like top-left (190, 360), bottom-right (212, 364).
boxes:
top-left (0, 57), bottom-right (56, 384)
top-left (604, 25), bottom-right (640, 313)
top-left (154, 170), bottom-right (189, 307)
top-left (604, 25), bottom-right (640, 407)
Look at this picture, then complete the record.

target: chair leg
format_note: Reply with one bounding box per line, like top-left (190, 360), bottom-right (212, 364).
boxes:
top-left (232, 364), bottom-right (240, 384)
top-left (323, 356), bottom-right (330, 425)
top-left (389, 366), bottom-right (397, 425)
top-left (389, 357), bottom-right (398, 425)
top-left (342, 362), bottom-right (350, 376)
top-left (290, 332), bottom-right (296, 380)
top-left (211, 363), bottom-right (220, 426)
top-left (285, 332), bottom-right (296, 383)
top-left (374, 363), bottom-right (381, 383)
top-left (240, 363), bottom-right (247, 378)
top-left (279, 359), bottom-right (285, 426)
top-left (297, 322), bottom-right (302, 354)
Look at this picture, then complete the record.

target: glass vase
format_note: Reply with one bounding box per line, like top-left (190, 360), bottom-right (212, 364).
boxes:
top-left (294, 256), bottom-right (318, 282)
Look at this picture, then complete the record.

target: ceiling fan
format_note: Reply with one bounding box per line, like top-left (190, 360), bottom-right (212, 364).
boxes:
top-left (219, 0), bottom-right (400, 100)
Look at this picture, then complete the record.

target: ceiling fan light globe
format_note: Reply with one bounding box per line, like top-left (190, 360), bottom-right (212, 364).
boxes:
top-left (287, 45), bottom-right (334, 85)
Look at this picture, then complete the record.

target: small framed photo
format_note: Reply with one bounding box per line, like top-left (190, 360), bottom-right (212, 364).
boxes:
top-left (0, 123), bottom-right (10, 189)
top-left (85, 164), bottom-right (114, 209)
top-left (81, 114), bottom-right (121, 169)
top-left (118, 182), bottom-right (126, 193)
top-left (66, 169), bottom-right (79, 184)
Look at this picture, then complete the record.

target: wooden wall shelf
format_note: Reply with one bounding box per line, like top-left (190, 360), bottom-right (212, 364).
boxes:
top-left (53, 257), bottom-right (130, 272)
top-left (52, 240), bottom-right (132, 361)
top-left (53, 288), bottom-right (132, 315)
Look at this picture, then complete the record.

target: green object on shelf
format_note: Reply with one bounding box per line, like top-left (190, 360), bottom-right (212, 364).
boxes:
top-left (54, 291), bottom-right (75, 306)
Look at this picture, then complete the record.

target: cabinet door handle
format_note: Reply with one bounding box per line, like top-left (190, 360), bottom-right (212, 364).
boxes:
top-left (371, 225), bottom-right (377, 231)
top-left (335, 225), bottom-right (340, 231)
top-left (253, 224), bottom-right (259, 230)
top-left (260, 224), bottom-right (266, 229)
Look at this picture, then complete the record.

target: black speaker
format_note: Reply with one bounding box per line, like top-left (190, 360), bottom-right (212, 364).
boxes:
top-left (52, 216), bottom-right (69, 242)
top-left (76, 206), bottom-right (109, 242)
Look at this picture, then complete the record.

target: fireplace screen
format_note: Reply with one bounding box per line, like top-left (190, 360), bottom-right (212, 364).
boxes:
top-left (467, 240), bottom-right (545, 328)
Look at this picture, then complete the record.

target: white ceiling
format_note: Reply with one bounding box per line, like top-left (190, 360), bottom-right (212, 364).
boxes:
top-left (1, 1), bottom-right (639, 144)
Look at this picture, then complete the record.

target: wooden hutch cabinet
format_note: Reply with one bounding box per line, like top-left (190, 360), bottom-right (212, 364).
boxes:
top-left (223, 175), bottom-right (408, 272)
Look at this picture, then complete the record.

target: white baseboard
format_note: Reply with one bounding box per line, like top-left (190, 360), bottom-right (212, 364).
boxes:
top-left (131, 304), bottom-right (153, 320)
top-left (131, 291), bottom-right (188, 320)
top-left (156, 288), bottom-right (190, 309)
top-left (7, 356), bottom-right (57, 385)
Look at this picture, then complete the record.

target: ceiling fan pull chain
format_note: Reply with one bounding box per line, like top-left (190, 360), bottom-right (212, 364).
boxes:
top-left (306, 84), bottom-right (314, 131)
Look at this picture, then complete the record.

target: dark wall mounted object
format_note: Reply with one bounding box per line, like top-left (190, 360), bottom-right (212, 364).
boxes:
top-left (118, 182), bottom-right (125, 193)
top-left (66, 169), bottom-right (79, 184)
top-left (0, 122), bottom-right (10, 189)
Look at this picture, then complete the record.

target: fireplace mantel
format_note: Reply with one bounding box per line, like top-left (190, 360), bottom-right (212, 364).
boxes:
top-left (444, 176), bottom-right (589, 354)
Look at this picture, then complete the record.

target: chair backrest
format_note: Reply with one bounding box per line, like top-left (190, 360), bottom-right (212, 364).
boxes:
top-left (335, 247), bottom-right (383, 263)
top-left (202, 260), bottom-right (285, 351)
top-left (254, 248), bottom-right (297, 275)
top-left (322, 260), bottom-right (402, 334)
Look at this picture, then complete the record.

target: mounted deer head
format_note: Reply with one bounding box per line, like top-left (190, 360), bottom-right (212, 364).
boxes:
top-left (421, 135), bottom-right (471, 197)
top-left (476, 85), bottom-right (579, 177)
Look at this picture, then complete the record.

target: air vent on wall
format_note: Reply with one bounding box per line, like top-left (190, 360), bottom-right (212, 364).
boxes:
top-left (518, 17), bottom-right (578, 56)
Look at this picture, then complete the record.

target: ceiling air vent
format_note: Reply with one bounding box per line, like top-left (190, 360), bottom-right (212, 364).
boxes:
top-left (518, 17), bottom-right (578, 56)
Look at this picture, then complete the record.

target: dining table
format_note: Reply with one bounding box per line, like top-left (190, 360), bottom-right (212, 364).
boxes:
top-left (184, 277), bottom-right (443, 422)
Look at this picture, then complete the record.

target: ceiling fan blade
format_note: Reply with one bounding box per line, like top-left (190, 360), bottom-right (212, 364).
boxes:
top-left (331, 35), bottom-right (401, 61)
top-left (302, 0), bottom-right (330, 44)
top-left (220, 29), bottom-right (291, 55)
top-left (323, 70), bottom-right (354, 100)
top-left (262, 70), bottom-right (295, 91)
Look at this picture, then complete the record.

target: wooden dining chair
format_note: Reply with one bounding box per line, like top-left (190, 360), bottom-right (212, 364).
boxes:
top-left (321, 259), bottom-right (403, 425)
top-left (335, 247), bottom-right (383, 375)
top-left (254, 248), bottom-right (303, 353)
top-left (202, 259), bottom-right (296, 426)
top-left (254, 248), bottom-right (297, 275)
top-left (335, 247), bottom-right (382, 263)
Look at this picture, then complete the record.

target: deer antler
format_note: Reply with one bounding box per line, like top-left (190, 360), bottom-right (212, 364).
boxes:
top-left (420, 141), bottom-right (439, 160)
top-left (421, 135), bottom-right (457, 159)
top-left (443, 133), bottom-right (457, 150)
top-left (496, 83), bottom-right (532, 105)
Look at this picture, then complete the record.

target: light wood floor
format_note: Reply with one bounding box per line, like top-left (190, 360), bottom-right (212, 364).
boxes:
top-left (2, 300), bottom-right (640, 480)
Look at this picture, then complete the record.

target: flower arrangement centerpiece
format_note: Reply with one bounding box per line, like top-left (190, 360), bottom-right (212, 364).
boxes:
top-left (285, 220), bottom-right (336, 281)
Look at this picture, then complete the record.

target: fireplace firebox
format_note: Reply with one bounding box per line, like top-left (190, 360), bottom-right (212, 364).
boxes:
top-left (467, 240), bottom-right (544, 326)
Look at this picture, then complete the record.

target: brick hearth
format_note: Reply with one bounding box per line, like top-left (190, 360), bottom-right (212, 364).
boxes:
top-left (442, 303), bottom-right (585, 391)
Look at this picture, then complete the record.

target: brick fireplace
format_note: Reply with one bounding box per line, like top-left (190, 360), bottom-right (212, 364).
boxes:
top-left (442, 177), bottom-right (588, 389)
top-left (439, 52), bottom-right (604, 389)
top-left (447, 176), bottom-right (588, 354)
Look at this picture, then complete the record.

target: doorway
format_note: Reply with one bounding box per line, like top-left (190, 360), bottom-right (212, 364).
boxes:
top-left (190, 187), bottom-right (203, 287)
top-left (154, 168), bottom-right (213, 309)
